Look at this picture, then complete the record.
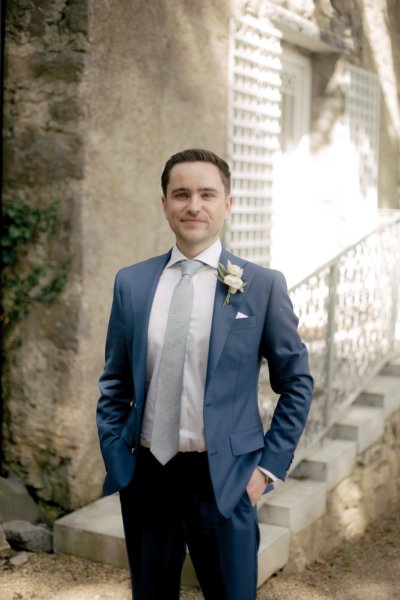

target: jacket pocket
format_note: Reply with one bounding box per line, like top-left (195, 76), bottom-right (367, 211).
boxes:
top-left (231, 315), bottom-right (257, 331)
top-left (104, 436), bottom-right (136, 495)
top-left (229, 426), bottom-right (265, 456)
top-left (120, 403), bottom-right (137, 447)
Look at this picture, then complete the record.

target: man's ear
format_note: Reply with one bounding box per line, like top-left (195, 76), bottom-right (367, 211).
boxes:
top-left (225, 195), bottom-right (233, 219)
top-left (161, 196), bottom-right (168, 218)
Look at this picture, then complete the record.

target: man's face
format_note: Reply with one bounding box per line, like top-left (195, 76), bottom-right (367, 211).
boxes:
top-left (162, 161), bottom-right (232, 258)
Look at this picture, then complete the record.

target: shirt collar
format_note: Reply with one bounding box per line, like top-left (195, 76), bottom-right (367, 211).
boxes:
top-left (167, 239), bottom-right (222, 270)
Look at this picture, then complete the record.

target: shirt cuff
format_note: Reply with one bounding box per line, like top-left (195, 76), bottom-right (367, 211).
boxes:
top-left (257, 466), bottom-right (278, 483)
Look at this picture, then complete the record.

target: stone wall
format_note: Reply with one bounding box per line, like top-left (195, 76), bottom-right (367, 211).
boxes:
top-left (2, 0), bottom-right (231, 520)
top-left (2, 0), bottom-right (89, 521)
top-left (76, 0), bottom-right (230, 511)
top-left (286, 410), bottom-right (400, 572)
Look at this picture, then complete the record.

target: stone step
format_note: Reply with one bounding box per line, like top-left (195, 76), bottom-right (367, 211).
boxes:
top-left (328, 405), bottom-right (384, 453)
top-left (291, 438), bottom-right (357, 491)
top-left (257, 523), bottom-right (290, 586)
top-left (380, 355), bottom-right (400, 377)
top-left (53, 494), bottom-right (128, 569)
top-left (355, 374), bottom-right (400, 417)
top-left (54, 494), bottom-right (290, 588)
top-left (257, 478), bottom-right (326, 534)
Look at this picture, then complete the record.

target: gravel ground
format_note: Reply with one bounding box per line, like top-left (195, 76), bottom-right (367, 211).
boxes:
top-left (0, 501), bottom-right (398, 600)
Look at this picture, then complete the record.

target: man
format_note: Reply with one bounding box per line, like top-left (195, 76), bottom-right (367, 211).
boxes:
top-left (97, 149), bottom-right (313, 600)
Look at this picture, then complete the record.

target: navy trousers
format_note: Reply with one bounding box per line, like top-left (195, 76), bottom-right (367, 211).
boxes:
top-left (119, 446), bottom-right (260, 600)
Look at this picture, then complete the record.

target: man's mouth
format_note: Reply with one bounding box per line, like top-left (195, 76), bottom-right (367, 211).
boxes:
top-left (181, 218), bottom-right (206, 223)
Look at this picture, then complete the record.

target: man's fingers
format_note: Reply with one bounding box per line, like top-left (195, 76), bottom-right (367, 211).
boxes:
top-left (246, 468), bottom-right (267, 505)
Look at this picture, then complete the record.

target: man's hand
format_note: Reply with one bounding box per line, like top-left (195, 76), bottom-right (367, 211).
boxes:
top-left (246, 468), bottom-right (269, 506)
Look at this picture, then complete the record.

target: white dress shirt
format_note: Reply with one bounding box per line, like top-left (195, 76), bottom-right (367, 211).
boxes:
top-left (140, 239), bottom-right (220, 451)
top-left (140, 239), bottom-right (277, 483)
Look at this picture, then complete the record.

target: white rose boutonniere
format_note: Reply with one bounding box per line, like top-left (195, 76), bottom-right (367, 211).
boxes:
top-left (217, 260), bottom-right (247, 307)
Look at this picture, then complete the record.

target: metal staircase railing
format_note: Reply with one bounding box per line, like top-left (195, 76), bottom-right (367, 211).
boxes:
top-left (259, 212), bottom-right (400, 466)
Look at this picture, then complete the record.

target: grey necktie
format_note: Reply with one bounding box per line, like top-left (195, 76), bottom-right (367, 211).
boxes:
top-left (150, 259), bottom-right (203, 465)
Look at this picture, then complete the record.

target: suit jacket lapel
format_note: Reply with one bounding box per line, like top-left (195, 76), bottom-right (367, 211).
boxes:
top-left (131, 250), bottom-right (172, 408)
top-left (205, 248), bottom-right (253, 390)
top-left (131, 246), bottom-right (254, 400)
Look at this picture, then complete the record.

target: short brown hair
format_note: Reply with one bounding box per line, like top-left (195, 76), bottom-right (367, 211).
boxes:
top-left (161, 148), bottom-right (231, 196)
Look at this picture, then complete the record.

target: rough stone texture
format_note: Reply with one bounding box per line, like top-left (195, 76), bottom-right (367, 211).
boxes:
top-left (0, 524), bottom-right (12, 558)
top-left (284, 410), bottom-right (400, 573)
top-left (3, 520), bottom-right (53, 553)
top-left (0, 475), bottom-right (40, 523)
top-left (9, 551), bottom-right (30, 567)
top-left (2, 0), bottom-right (88, 521)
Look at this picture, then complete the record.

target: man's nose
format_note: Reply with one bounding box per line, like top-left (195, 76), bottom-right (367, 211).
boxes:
top-left (187, 195), bottom-right (201, 213)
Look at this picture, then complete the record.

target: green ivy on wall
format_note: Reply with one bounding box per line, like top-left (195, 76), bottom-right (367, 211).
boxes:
top-left (1, 200), bottom-right (71, 339)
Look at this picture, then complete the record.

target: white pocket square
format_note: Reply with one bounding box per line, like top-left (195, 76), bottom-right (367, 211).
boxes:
top-left (235, 312), bottom-right (248, 319)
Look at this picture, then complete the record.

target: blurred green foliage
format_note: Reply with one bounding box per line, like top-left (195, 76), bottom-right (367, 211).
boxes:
top-left (1, 200), bottom-right (71, 337)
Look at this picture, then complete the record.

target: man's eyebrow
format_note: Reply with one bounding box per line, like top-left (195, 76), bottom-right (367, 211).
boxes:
top-left (171, 187), bottom-right (189, 194)
top-left (170, 187), bottom-right (218, 194)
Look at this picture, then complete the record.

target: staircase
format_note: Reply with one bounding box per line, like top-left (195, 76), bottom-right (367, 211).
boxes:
top-left (53, 356), bottom-right (400, 587)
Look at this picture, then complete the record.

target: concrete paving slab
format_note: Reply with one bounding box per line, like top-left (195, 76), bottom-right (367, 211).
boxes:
top-left (356, 375), bottom-right (400, 417)
top-left (292, 439), bottom-right (357, 490)
top-left (329, 405), bottom-right (384, 453)
top-left (181, 555), bottom-right (199, 589)
top-left (257, 478), bottom-right (326, 533)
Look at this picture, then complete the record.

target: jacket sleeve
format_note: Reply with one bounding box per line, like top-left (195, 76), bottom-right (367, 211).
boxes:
top-left (259, 270), bottom-right (314, 479)
top-left (97, 272), bottom-right (134, 468)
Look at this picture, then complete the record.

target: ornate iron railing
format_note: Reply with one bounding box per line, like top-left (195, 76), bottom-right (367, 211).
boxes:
top-left (259, 213), bottom-right (400, 466)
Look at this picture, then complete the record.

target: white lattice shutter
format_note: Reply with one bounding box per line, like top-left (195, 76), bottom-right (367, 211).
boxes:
top-left (226, 14), bottom-right (282, 266)
top-left (344, 64), bottom-right (380, 206)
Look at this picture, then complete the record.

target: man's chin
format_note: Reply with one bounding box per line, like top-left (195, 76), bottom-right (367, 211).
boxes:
top-left (178, 230), bottom-right (208, 244)
top-left (176, 233), bottom-right (217, 255)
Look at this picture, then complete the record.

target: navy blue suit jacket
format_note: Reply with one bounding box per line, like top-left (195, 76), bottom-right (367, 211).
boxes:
top-left (97, 247), bottom-right (313, 517)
